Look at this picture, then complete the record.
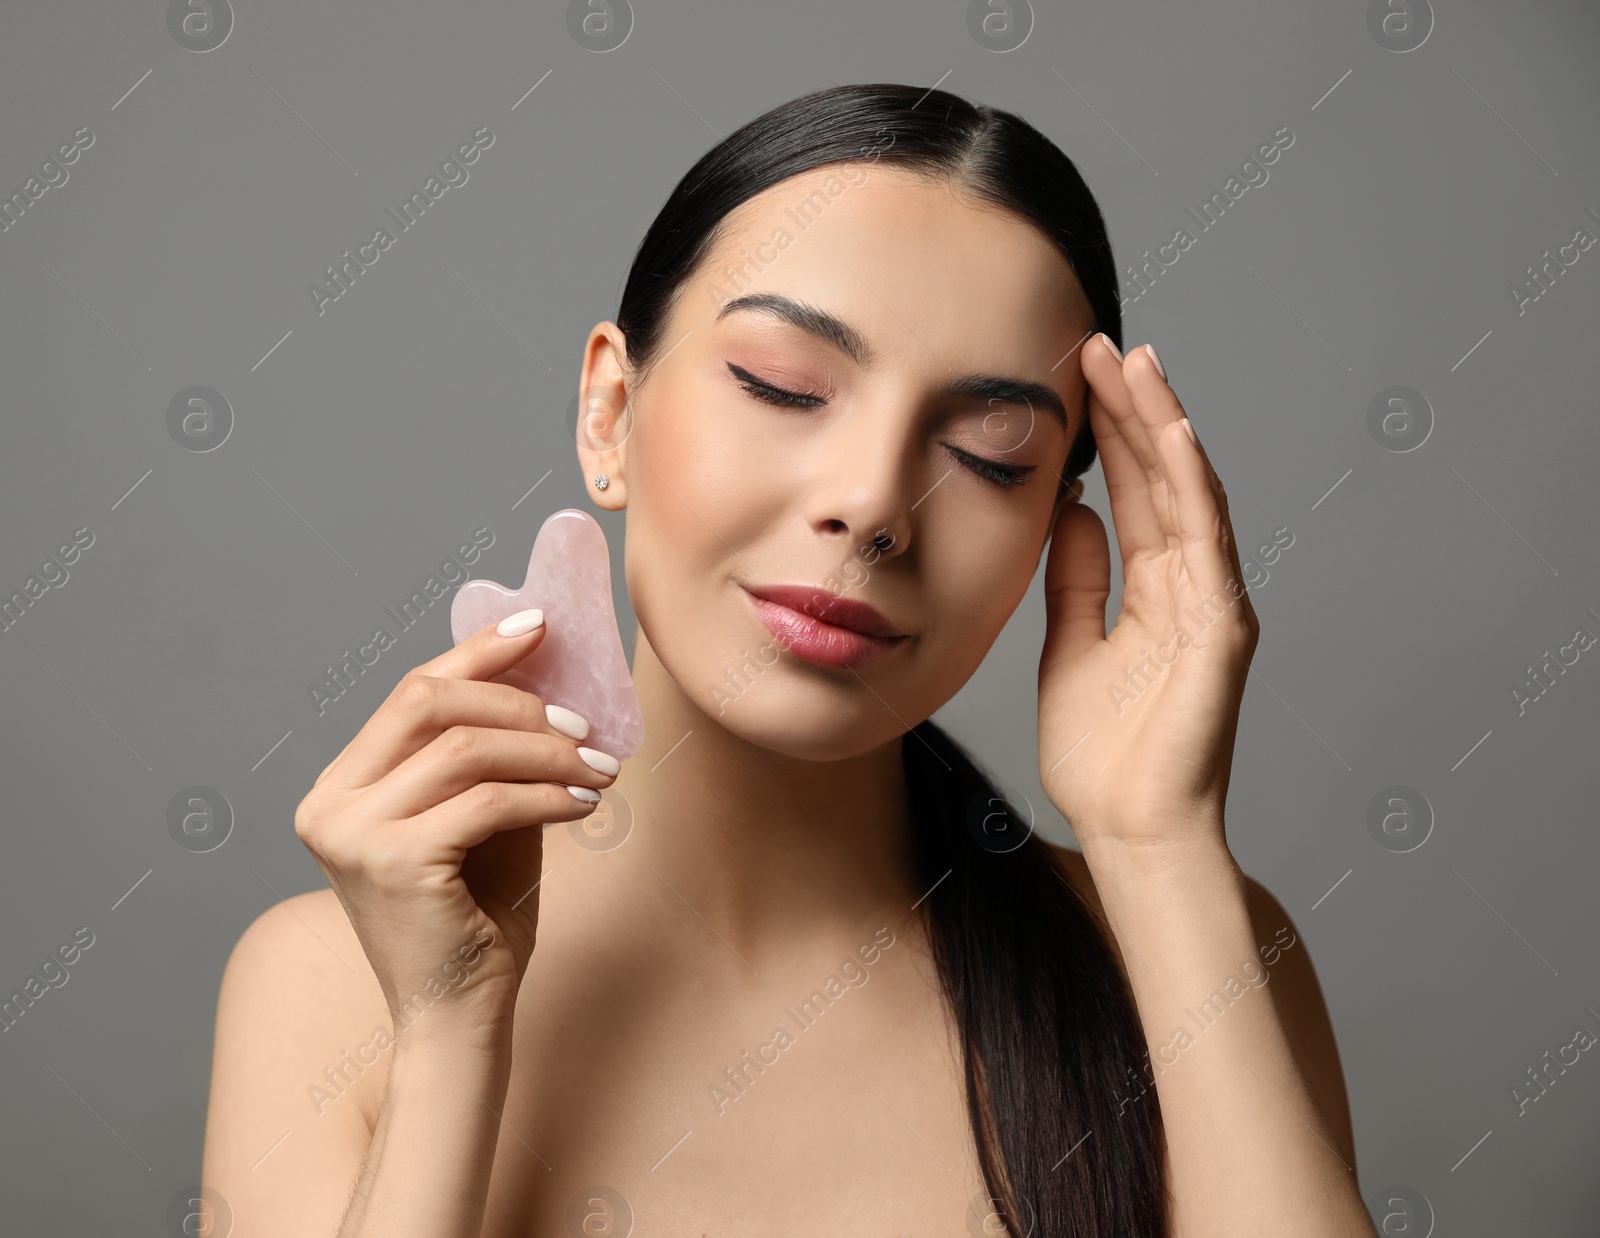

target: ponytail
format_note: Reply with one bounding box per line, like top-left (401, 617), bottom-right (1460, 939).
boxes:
top-left (903, 719), bottom-right (1167, 1236)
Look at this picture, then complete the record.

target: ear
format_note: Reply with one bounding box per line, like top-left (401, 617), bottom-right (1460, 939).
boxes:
top-left (575, 322), bottom-right (634, 510)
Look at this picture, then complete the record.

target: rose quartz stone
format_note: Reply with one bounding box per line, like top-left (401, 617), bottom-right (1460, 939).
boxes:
top-left (450, 508), bottom-right (644, 761)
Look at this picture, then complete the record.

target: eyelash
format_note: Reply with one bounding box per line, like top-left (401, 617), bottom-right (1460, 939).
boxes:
top-left (730, 367), bottom-right (1036, 489)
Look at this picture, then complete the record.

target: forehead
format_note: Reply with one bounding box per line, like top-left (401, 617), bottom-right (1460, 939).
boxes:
top-left (692, 164), bottom-right (1095, 356)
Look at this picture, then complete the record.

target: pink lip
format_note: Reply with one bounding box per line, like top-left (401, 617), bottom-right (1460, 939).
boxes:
top-left (740, 584), bottom-right (910, 669)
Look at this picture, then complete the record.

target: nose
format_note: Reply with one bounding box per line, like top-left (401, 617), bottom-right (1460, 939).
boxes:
top-left (800, 399), bottom-right (918, 562)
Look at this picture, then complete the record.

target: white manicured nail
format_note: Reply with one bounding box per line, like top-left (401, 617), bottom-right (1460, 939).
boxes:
top-left (1181, 418), bottom-right (1197, 446)
top-left (1098, 332), bottom-right (1122, 361)
top-left (545, 704), bottom-right (590, 740)
top-left (566, 785), bottom-right (602, 803)
top-left (497, 608), bottom-right (544, 637)
top-left (1144, 343), bottom-right (1166, 379)
top-left (577, 747), bottom-right (620, 776)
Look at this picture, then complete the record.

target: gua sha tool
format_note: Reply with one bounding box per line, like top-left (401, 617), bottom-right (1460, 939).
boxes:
top-left (449, 508), bottom-right (644, 761)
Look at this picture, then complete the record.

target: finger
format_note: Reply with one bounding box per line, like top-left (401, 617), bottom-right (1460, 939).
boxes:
top-left (1040, 495), bottom-right (1112, 683)
top-left (320, 614), bottom-right (575, 790)
top-left (336, 674), bottom-right (587, 792)
top-left (416, 779), bottom-right (602, 853)
top-left (1157, 418), bottom-right (1234, 604)
top-left (1082, 335), bottom-right (1166, 557)
top-left (1085, 334), bottom-right (1164, 475)
top-left (373, 725), bottom-right (619, 821)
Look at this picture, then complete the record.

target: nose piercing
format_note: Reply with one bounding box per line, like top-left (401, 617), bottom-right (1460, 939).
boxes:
top-left (594, 474), bottom-right (609, 490)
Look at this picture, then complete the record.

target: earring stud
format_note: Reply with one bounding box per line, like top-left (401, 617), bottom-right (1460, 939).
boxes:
top-left (594, 473), bottom-right (609, 491)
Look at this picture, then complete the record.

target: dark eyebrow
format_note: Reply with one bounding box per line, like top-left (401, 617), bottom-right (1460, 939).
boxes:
top-left (715, 292), bottom-right (1070, 431)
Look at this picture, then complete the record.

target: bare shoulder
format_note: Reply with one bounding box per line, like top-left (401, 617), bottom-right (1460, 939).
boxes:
top-left (1041, 842), bottom-right (1357, 1173)
top-left (203, 886), bottom-right (392, 1207)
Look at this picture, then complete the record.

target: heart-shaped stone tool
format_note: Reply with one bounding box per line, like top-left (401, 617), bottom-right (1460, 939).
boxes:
top-left (450, 508), bottom-right (644, 761)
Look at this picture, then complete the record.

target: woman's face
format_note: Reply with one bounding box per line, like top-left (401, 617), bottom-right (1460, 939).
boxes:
top-left (584, 162), bottom-right (1097, 762)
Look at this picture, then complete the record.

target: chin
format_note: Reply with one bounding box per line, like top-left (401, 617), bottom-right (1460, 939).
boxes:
top-left (702, 675), bottom-right (915, 762)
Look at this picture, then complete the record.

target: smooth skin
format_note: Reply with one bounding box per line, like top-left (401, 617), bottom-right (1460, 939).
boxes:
top-left (202, 163), bottom-right (1373, 1236)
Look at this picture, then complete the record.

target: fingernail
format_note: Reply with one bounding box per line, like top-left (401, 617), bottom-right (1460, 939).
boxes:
top-left (1143, 343), bottom-right (1166, 379)
top-left (577, 746), bottom-right (620, 776)
top-left (566, 785), bottom-right (602, 804)
top-left (1180, 417), bottom-right (1197, 446)
top-left (1097, 332), bottom-right (1122, 362)
top-left (497, 608), bottom-right (544, 637)
top-left (545, 704), bottom-right (590, 741)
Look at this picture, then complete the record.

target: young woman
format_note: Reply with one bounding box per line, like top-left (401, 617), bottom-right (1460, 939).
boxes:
top-left (202, 83), bottom-right (1373, 1237)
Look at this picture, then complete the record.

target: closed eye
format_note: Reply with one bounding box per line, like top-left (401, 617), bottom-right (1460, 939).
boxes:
top-left (727, 362), bottom-right (827, 409)
top-left (726, 362), bottom-right (1036, 490)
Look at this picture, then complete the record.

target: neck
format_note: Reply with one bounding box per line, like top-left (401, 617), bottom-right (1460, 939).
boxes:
top-left (600, 627), bottom-right (919, 960)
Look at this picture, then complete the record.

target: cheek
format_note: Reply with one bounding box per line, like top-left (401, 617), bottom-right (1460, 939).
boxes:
top-left (623, 384), bottom-right (784, 668)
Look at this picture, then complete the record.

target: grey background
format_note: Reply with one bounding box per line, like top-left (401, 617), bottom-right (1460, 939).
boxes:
top-left (1, 0), bottom-right (1596, 1233)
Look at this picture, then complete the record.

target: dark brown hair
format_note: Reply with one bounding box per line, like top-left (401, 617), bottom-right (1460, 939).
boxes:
top-left (614, 82), bottom-right (1164, 1237)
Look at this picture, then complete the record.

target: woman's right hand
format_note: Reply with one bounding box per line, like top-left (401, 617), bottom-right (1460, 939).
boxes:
top-left (292, 608), bottom-right (621, 1039)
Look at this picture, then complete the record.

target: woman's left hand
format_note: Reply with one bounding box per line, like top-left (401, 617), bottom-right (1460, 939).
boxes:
top-left (1036, 335), bottom-right (1259, 855)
